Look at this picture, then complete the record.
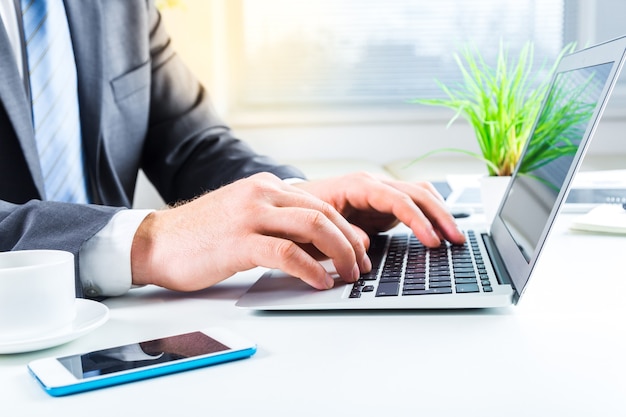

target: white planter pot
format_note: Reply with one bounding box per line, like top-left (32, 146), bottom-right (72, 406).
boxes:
top-left (479, 175), bottom-right (511, 225)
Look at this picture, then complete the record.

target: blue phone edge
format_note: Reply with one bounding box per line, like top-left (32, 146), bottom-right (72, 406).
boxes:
top-left (29, 345), bottom-right (257, 397)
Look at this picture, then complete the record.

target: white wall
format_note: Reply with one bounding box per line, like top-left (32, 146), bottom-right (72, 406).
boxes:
top-left (232, 115), bottom-right (626, 166)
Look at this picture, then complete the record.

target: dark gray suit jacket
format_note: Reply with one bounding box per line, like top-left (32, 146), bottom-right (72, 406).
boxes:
top-left (0, 0), bottom-right (303, 295)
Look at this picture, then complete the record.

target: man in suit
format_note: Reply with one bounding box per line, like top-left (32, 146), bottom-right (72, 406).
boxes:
top-left (0, 0), bottom-right (465, 299)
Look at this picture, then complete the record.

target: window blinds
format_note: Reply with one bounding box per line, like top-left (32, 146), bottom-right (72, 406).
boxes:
top-left (238, 0), bottom-right (565, 108)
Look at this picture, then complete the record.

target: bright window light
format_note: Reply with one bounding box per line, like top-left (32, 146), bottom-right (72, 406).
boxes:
top-left (237, 0), bottom-right (565, 108)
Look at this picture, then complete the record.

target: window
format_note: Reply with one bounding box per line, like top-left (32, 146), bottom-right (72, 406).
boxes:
top-left (231, 0), bottom-right (566, 110)
top-left (219, 0), bottom-right (625, 124)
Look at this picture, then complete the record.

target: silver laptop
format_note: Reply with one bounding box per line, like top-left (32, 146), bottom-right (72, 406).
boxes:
top-left (237, 36), bottom-right (626, 310)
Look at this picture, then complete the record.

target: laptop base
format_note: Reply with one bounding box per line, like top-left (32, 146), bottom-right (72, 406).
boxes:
top-left (236, 270), bottom-right (515, 310)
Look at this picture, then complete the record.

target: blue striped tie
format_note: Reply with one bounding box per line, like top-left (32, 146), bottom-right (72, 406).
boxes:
top-left (21, 0), bottom-right (89, 203)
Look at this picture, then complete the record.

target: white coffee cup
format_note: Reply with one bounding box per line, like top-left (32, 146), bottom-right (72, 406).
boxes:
top-left (0, 250), bottom-right (77, 341)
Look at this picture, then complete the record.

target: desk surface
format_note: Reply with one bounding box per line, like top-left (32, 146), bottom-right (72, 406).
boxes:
top-left (2, 214), bottom-right (626, 417)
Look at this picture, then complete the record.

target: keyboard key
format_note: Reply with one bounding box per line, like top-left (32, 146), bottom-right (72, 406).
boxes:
top-left (453, 267), bottom-right (476, 274)
top-left (429, 281), bottom-right (452, 288)
top-left (455, 277), bottom-right (478, 284)
top-left (456, 283), bottom-right (480, 293)
top-left (406, 265), bottom-right (426, 273)
top-left (403, 283), bottom-right (426, 291)
top-left (376, 282), bottom-right (399, 297)
top-left (362, 285), bottom-right (375, 292)
top-left (453, 272), bottom-right (476, 279)
top-left (404, 272), bottom-right (425, 279)
top-left (361, 272), bottom-right (378, 281)
top-left (380, 275), bottom-right (401, 283)
top-left (349, 289), bottom-right (361, 298)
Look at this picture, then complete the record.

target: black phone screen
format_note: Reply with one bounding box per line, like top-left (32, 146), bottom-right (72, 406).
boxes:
top-left (57, 332), bottom-right (230, 379)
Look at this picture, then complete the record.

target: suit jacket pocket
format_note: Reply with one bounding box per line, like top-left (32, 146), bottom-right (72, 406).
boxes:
top-left (110, 61), bottom-right (151, 102)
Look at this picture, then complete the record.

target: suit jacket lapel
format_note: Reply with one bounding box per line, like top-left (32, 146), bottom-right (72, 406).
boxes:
top-left (64, 0), bottom-right (104, 198)
top-left (0, 19), bottom-right (45, 197)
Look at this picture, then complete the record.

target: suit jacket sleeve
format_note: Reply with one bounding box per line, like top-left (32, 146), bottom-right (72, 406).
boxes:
top-left (0, 200), bottom-right (123, 296)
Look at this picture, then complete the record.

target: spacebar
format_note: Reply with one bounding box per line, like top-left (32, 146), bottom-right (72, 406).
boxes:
top-left (375, 282), bottom-right (399, 297)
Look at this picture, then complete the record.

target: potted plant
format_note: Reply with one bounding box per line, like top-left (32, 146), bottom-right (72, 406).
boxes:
top-left (409, 41), bottom-right (598, 221)
top-left (410, 41), bottom-right (578, 177)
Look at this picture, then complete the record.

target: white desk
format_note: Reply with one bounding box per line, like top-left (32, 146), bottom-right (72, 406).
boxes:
top-left (2, 214), bottom-right (626, 417)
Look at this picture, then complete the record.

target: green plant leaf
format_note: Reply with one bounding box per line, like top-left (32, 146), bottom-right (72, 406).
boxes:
top-left (410, 41), bottom-right (577, 177)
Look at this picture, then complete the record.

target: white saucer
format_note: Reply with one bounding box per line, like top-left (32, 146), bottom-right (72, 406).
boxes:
top-left (0, 299), bottom-right (109, 354)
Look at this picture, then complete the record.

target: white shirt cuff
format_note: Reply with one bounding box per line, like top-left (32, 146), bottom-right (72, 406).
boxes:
top-left (80, 209), bottom-right (154, 298)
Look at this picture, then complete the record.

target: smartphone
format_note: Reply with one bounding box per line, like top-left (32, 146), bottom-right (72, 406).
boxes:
top-left (28, 327), bottom-right (257, 397)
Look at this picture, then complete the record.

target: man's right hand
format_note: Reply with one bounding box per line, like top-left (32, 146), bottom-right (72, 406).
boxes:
top-left (130, 173), bottom-right (370, 292)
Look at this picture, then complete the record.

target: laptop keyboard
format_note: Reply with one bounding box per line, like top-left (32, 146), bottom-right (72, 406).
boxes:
top-left (349, 231), bottom-right (493, 298)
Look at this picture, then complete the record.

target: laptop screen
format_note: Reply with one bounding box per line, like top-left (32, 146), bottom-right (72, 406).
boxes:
top-left (498, 62), bottom-right (614, 263)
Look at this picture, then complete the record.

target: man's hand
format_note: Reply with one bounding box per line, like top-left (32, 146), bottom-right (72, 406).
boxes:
top-left (131, 173), bottom-right (369, 292)
top-left (293, 172), bottom-right (466, 247)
